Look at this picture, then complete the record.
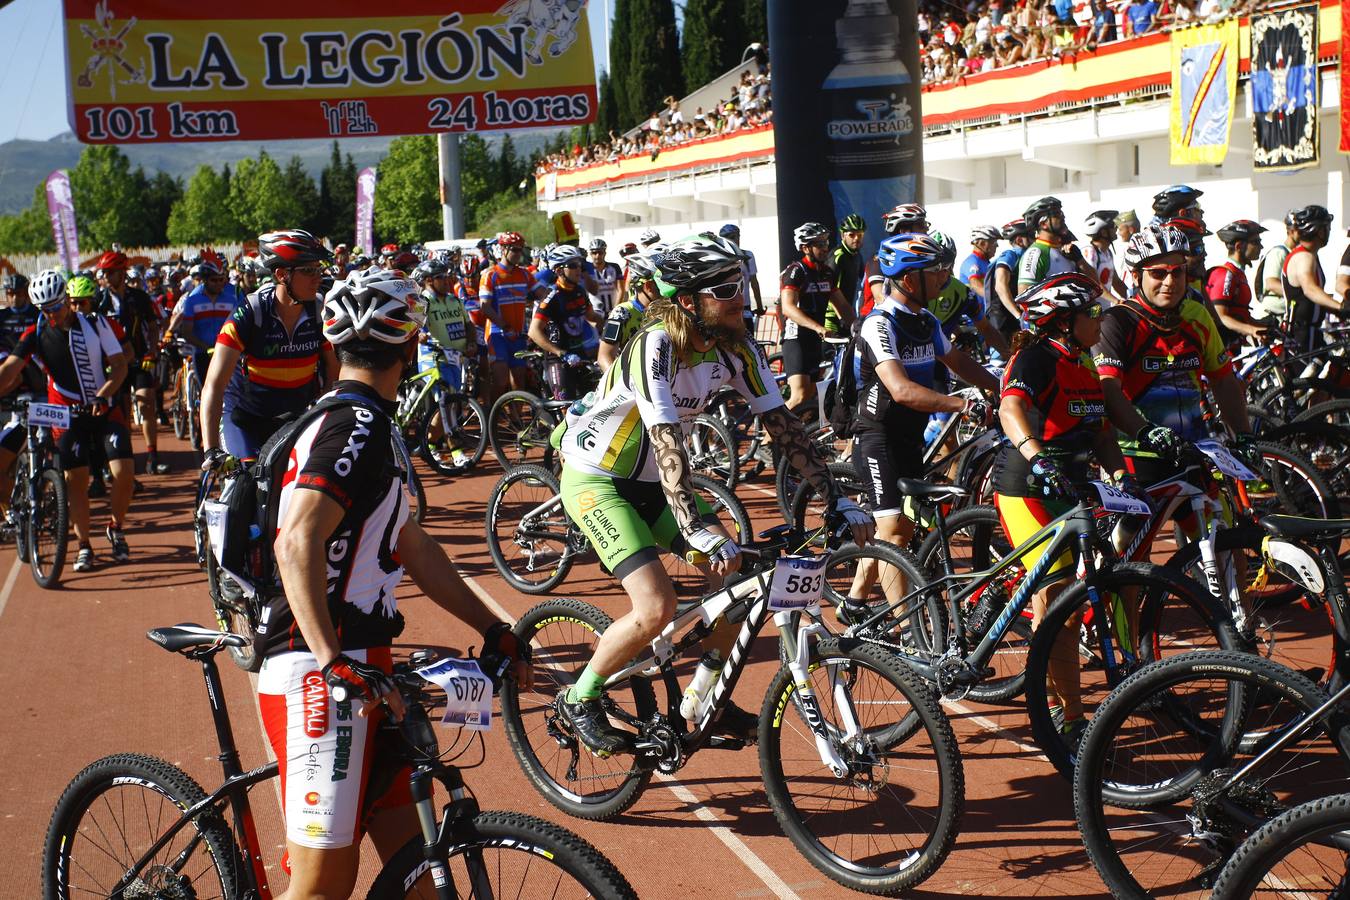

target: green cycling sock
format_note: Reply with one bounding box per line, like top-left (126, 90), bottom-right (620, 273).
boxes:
top-left (568, 665), bottom-right (608, 703)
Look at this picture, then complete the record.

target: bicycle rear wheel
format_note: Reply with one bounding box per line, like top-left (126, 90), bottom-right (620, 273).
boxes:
top-left (1210, 792), bottom-right (1350, 900)
top-left (29, 467), bottom-right (68, 589)
top-left (489, 390), bottom-right (556, 471)
top-left (1073, 651), bottom-right (1350, 899)
top-left (185, 371), bottom-right (202, 452)
top-left (42, 753), bottom-right (240, 900)
top-left (368, 809), bottom-right (636, 899)
top-left (419, 392), bottom-right (487, 476)
top-left (500, 599), bottom-right (656, 820)
top-left (485, 464), bottom-right (575, 594)
top-left (758, 638), bottom-right (964, 896)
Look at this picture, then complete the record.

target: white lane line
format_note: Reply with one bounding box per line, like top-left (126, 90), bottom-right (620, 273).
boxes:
top-left (0, 558), bottom-right (22, 620)
top-left (943, 699), bottom-right (1048, 758)
top-left (657, 772), bottom-right (804, 900)
top-left (462, 574), bottom-right (797, 898)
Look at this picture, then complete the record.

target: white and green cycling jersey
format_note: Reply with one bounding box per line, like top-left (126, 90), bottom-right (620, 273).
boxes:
top-left (1017, 239), bottom-right (1076, 291)
top-left (558, 320), bottom-right (782, 481)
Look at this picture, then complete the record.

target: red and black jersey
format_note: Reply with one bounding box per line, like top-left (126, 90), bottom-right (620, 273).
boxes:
top-left (993, 337), bottom-right (1107, 497)
top-left (93, 286), bottom-right (158, 359)
top-left (1205, 261), bottom-right (1253, 347)
top-left (780, 256), bottom-right (836, 339)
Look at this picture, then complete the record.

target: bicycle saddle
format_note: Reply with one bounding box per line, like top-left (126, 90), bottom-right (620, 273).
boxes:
top-left (1258, 515), bottom-right (1350, 540)
top-left (895, 478), bottom-right (969, 501)
top-left (147, 624), bottom-right (249, 653)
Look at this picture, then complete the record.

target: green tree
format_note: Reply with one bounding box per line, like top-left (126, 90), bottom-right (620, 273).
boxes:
top-left (596, 71), bottom-right (619, 136)
top-left (317, 141), bottom-right (357, 245)
top-left (681, 0), bottom-right (748, 91)
top-left (167, 165), bottom-right (237, 245)
top-left (744, 0), bottom-right (767, 43)
top-left (621, 0), bottom-right (683, 129)
top-left (68, 145), bottom-right (156, 249)
top-left (142, 170), bottom-right (183, 246)
top-left (229, 151), bottom-right (301, 238)
top-left (0, 183), bottom-right (56, 255)
top-left (282, 156), bottom-right (321, 234)
top-left (458, 134), bottom-right (495, 232)
top-left (373, 135), bottom-right (439, 245)
top-left (496, 134), bottom-right (521, 195)
top-left (608, 0), bottom-right (634, 128)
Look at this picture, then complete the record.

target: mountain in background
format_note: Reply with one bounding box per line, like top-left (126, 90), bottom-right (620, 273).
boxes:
top-left (0, 130), bottom-right (557, 216)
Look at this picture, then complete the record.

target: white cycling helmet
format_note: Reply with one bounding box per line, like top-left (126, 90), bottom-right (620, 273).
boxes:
top-left (638, 228), bottom-right (662, 247)
top-left (30, 269), bottom-right (68, 310)
top-left (970, 225), bottom-right (1001, 244)
top-left (547, 244), bottom-right (586, 270)
top-left (793, 222), bottom-right (831, 249)
top-left (1084, 209), bottom-right (1120, 238)
top-left (322, 267), bottom-right (426, 345)
top-left (1123, 224), bottom-right (1190, 270)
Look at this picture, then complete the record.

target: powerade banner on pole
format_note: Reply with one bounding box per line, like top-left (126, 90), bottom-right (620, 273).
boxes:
top-left (768, 0), bottom-right (922, 269)
top-left (1168, 20), bottom-right (1238, 165)
top-left (355, 167), bottom-right (377, 256)
top-left (1251, 4), bottom-right (1320, 171)
top-left (44, 171), bottom-right (80, 272)
top-left (62, 0), bottom-right (596, 144)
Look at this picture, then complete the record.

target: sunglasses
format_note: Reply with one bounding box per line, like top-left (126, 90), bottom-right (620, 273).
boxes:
top-left (1143, 263), bottom-right (1186, 281)
top-left (290, 265), bottom-right (325, 277)
top-left (560, 261), bottom-right (582, 269)
top-left (700, 280), bottom-right (743, 302)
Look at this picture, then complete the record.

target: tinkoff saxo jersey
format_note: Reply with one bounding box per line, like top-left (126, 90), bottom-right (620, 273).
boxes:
top-left (558, 320), bottom-right (782, 481)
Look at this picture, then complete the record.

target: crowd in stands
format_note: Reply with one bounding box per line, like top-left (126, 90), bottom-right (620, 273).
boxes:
top-left (536, 66), bottom-right (772, 175)
top-left (919, 0), bottom-right (1261, 84)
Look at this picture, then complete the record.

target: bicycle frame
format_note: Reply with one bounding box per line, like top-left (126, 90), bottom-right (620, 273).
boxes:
top-left (603, 556), bottom-right (857, 775)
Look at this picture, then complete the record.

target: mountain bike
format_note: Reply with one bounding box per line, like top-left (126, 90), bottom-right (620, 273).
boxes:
top-left (484, 462), bottom-right (751, 597)
top-left (195, 467), bottom-right (261, 672)
top-left (500, 523), bottom-right (965, 896)
top-left (169, 341), bottom-right (203, 453)
top-left (394, 339), bottom-right (487, 477)
top-left (42, 624), bottom-right (637, 900)
top-left (1209, 791), bottom-right (1350, 899)
top-left (7, 398), bottom-right (70, 589)
top-left (835, 476), bottom-right (1241, 779)
top-left (488, 351), bottom-right (601, 471)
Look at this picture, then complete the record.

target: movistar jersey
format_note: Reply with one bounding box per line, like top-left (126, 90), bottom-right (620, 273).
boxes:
top-left (558, 321), bottom-right (781, 481)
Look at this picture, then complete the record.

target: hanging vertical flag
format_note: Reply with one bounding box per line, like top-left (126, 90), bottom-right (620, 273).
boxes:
top-left (1340, 0), bottom-right (1348, 154)
top-left (1251, 5), bottom-right (1320, 171)
top-left (1168, 20), bottom-right (1238, 165)
top-left (44, 170), bottom-right (80, 272)
top-left (355, 167), bottom-right (377, 256)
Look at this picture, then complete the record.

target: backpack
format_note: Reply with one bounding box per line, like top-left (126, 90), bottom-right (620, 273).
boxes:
top-left (824, 308), bottom-right (898, 439)
top-left (206, 391), bottom-right (392, 604)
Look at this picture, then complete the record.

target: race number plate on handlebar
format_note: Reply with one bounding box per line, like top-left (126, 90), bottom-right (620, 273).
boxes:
top-left (27, 403), bottom-right (70, 429)
top-left (442, 348), bottom-right (462, 369)
top-left (416, 658), bottom-right (492, 730)
top-left (768, 555), bottom-right (827, 612)
top-left (1195, 439), bottom-right (1260, 481)
top-left (1092, 481), bottom-right (1152, 516)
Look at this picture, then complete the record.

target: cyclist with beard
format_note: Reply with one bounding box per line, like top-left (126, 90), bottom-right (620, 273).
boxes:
top-left (553, 233), bottom-right (874, 756)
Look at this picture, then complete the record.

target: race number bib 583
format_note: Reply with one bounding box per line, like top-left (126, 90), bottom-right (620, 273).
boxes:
top-left (768, 555), bottom-right (827, 612)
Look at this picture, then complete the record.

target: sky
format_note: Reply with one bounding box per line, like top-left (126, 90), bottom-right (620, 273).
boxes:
top-left (0, 0), bottom-right (616, 143)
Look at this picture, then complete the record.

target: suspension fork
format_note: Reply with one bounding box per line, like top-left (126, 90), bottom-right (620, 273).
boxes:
top-left (778, 611), bottom-right (851, 776)
top-left (1079, 530), bottom-right (1135, 681)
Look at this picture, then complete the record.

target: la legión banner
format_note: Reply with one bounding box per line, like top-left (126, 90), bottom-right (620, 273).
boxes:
top-left (1250, 4), bottom-right (1319, 171)
top-left (63, 0), bottom-right (596, 144)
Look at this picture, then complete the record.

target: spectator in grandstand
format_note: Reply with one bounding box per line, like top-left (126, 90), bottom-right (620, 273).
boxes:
top-left (1124, 0), bottom-right (1160, 36)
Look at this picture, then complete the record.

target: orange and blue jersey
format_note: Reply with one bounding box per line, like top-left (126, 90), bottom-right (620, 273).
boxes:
top-left (478, 264), bottom-right (533, 337)
top-left (215, 286), bottom-right (327, 419)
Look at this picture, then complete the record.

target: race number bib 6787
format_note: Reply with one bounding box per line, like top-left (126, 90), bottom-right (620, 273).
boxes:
top-left (416, 658), bottom-right (493, 730)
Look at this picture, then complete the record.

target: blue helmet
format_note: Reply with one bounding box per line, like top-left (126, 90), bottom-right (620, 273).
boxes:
top-left (877, 233), bottom-right (955, 278)
top-left (718, 223), bottom-right (741, 240)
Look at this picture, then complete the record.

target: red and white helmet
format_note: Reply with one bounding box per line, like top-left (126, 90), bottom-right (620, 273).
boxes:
top-left (883, 203), bottom-right (928, 235)
top-left (496, 231), bottom-right (525, 249)
top-left (1016, 272), bottom-right (1103, 334)
top-left (322, 268), bottom-right (426, 345)
top-left (259, 230), bottom-right (333, 271)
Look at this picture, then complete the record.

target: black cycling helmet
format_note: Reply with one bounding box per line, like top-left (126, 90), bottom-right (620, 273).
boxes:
top-left (652, 233), bottom-right (748, 297)
top-left (259, 229), bottom-right (334, 271)
top-left (1289, 204), bottom-right (1333, 237)
top-left (1152, 184), bottom-right (1204, 219)
top-left (1001, 218), bottom-right (1030, 241)
top-left (2, 274), bottom-right (28, 292)
top-left (412, 258), bottom-right (450, 283)
top-left (839, 213), bottom-right (866, 233)
top-left (1023, 197), bottom-right (1065, 232)
top-left (1216, 219), bottom-right (1266, 247)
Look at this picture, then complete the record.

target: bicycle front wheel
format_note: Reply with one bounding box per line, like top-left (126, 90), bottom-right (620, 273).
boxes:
top-left (501, 598), bottom-right (657, 821)
top-left (419, 392), bottom-right (487, 476)
top-left (685, 413), bottom-right (739, 487)
top-left (758, 638), bottom-right (964, 896)
top-left (43, 753), bottom-right (240, 900)
top-left (489, 390), bottom-right (556, 471)
top-left (1210, 793), bottom-right (1350, 900)
top-left (1024, 562), bottom-right (1241, 781)
top-left (485, 464), bottom-right (574, 594)
top-left (368, 810), bottom-right (637, 899)
top-left (29, 467), bottom-right (68, 589)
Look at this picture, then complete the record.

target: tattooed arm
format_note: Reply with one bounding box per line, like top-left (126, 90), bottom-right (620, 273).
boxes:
top-left (760, 406), bottom-right (876, 546)
top-left (648, 422), bottom-right (703, 534)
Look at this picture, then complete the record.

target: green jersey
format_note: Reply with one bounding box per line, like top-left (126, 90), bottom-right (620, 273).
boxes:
top-left (422, 288), bottom-right (472, 351)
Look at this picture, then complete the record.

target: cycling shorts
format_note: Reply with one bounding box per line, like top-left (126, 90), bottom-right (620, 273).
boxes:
top-left (489, 333), bottom-right (528, 368)
top-left (416, 346), bottom-right (463, 392)
top-left (852, 429), bottom-right (924, 518)
top-left (781, 333), bottom-right (823, 379)
top-left (560, 465), bottom-right (715, 580)
top-left (0, 418), bottom-right (24, 456)
top-left (127, 366), bottom-right (158, 392)
top-left (221, 406), bottom-right (281, 461)
top-left (257, 646), bottom-right (413, 850)
top-left (55, 414), bottom-right (133, 470)
top-left (994, 493), bottom-right (1075, 578)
